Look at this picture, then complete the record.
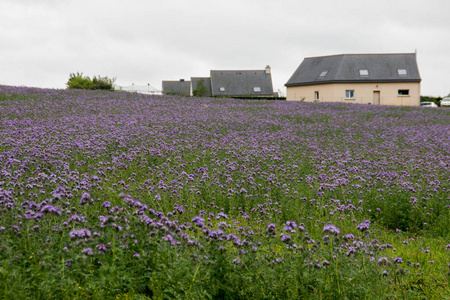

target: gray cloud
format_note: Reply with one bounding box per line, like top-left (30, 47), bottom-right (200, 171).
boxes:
top-left (0, 0), bottom-right (449, 96)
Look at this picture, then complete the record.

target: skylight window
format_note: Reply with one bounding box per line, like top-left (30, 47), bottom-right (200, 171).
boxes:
top-left (219, 87), bottom-right (225, 92)
top-left (319, 71), bottom-right (328, 77)
top-left (397, 69), bottom-right (407, 76)
top-left (359, 69), bottom-right (369, 76)
top-left (253, 87), bottom-right (261, 92)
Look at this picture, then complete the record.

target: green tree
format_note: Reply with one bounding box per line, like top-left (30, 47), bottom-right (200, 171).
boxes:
top-left (66, 72), bottom-right (94, 90)
top-left (193, 79), bottom-right (209, 97)
top-left (66, 73), bottom-right (116, 91)
top-left (92, 75), bottom-right (116, 90)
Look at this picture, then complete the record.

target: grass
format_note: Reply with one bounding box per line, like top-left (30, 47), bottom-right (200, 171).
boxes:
top-left (0, 85), bottom-right (449, 299)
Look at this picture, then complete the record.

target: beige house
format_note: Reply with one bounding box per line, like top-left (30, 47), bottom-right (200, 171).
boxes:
top-left (285, 53), bottom-right (421, 106)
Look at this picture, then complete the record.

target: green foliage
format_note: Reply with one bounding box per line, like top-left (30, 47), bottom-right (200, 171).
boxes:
top-left (420, 96), bottom-right (442, 106)
top-left (66, 72), bottom-right (94, 90)
top-left (92, 75), bottom-right (116, 91)
top-left (66, 72), bottom-right (115, 91)
top-left (193, 79), bottom-right (209, 97)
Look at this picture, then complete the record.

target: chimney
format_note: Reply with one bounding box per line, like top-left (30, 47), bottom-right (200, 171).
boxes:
top-left (180, 79), bottom-right (185, 82)
top-left (265, 65), bottom-right (271, 74)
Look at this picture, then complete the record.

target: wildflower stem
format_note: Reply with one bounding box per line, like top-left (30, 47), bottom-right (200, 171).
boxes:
top-left (186, 263), bottom-right (201, 299)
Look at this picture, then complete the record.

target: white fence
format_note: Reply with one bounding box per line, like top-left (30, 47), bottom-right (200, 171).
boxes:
top-left (114, 83), bottom-right (162, 95)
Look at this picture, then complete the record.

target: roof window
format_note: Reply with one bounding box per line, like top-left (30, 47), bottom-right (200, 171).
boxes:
top-left (219, 87), bottom-right (225, 92)
top-left (319, 71), bottom-right (328, 77)
top-left (253, 87), bottom-right (261, 92)
top-left (397, 69), bottom-right (407, 76)
top-left (359, 69), bottom-right (369, 76)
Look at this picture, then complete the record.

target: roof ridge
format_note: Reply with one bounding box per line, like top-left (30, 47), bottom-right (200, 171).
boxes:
top-left (305, 53), bottom-right (416, 59)
top-left (210, 69), bottom-right (266, 72)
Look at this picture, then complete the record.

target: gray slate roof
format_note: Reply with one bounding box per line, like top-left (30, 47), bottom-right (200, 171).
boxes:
top-left (191, 77), bottom-right (212, 96)
top-left (162, 80), bottom-right (191, 96)
top-left (285, 53), bottom-right (421, 87)
top-left (210, 70), bottom-right (273, 96)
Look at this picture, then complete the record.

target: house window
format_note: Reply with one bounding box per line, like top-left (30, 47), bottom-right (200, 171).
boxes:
top-left (253, 87), bottom-right (261, 92)
top-left (359, 69), bottom-right (369, 76)
top-left (345, 90), bottom-right (355, 99)
top-left (398, 89), bottom-right (409, 96)
top-left (219, 87), bottom-right (225, 92)
top-left (314, 91), bottom-right (319, 100)
top-left (397, 69), bottom-right (407, 76)
top-left (319, 71), bottom-right (328, 77)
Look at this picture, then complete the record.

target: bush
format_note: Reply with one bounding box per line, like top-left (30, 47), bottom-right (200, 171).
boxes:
top-left (92, 76), bottom-right (116, 91)
top-left (66, 73), bottom-right (115, 91)
top-left (193, 79), bottom-right (209, 97)
top-left (66, 73), bottom-right (94, 90)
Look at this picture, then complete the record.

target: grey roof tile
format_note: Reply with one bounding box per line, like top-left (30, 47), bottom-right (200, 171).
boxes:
top-left (162, 80), bottom-right (191, 96)
top-left (285, 53), bottom-right (421, 87)
top-left (210, 70), bottom-right (273, 96)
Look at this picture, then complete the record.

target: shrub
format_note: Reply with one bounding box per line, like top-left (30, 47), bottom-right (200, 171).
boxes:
top-left (92, 76), bottom-right (116, 91)
top-left (193, 79), bottom-right (209, 97)
top-left (66, 73), bottom-right (115, 91)
top-left (66, 72), bottom-right (94, 90)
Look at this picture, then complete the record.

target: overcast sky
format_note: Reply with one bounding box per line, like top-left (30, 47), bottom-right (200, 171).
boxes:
top-left (1, 0), bottom-right (449, 96)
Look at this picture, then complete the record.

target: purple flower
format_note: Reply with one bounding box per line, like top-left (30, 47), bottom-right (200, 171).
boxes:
top-left (191, 216), bottom-right (205, 227)
top-left (96, 244), bottom-right (108, 254)
top-left (102, 201), bottom-right (111, 208)
top-left (82, 247), bottom-right (94, 256)
top-left (216, 212), bottom-right (228, 220)
top-left (356, 220), bottom-right (370, 232)
top-left (323, 224), bottom-right (340, 235)
top-left (208, 229), bottom-right (223, 239)
top-left (284, 221), bottom-right (297, 232)
top-left (267, 223), bottom-right (276, 233)
top-left (69, 229), bottom-right (92, 239)
top-left (378, 257), bottom-right (389, 265)
top-left (281, 235), bottom-right (291, 243)
top-left (40, 205), bottom-right (61, 215)
top-left (343, 234), bottom-right (355, 241)
top-left (162, 234), bottom-right (179, 245)
top-left (79, 192), bottom-right (91, 205)
top-left (393, 257), bottom-right (403, 264)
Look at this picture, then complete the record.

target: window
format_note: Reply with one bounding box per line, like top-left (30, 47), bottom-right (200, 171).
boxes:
top-left (319, 71), bottom-right (328, 77)
top-left (345, 90), bottom-right (355, 99)
top-left (253, 87), bottom-right (261, 92)
top-left (397, 69), bottom-right (407, 76)
top-left (219, 87), bottom-right (225, 92)
top-left (314, 91), bottom-right (319, 100)
top-left (359, 69), bottom-right (369, 76)
top-left (398, 89), bottom-right (409, 96)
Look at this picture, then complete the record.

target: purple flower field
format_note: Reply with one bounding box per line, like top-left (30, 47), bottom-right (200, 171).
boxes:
top-left (0, 85), bottom-right (449, 298)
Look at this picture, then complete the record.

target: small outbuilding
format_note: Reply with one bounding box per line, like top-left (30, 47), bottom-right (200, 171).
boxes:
top-left (162, 79), bottom-right (191, 96)
top-left (285, 53), bottom-right (421, 106)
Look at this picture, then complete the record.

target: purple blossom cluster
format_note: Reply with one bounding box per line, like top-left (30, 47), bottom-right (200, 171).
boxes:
top-left (0, 86), bottom-right (448, 288)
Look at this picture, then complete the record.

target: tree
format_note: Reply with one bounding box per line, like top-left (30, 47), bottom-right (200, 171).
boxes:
top-left (66, 73), bottom-right (116, 91)
top-left (92, 75), bottom-right (116, 90)
top-left (193, 79), bottom-right (209, 97)
top-left (66, 73), bottom-right (94, 90)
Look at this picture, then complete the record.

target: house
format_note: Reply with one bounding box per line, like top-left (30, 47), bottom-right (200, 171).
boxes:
top-left (209, 66), bottom-right (274, 97)
top-left (165, 66), bottom-right (274, 98)
top-left (162, 79), bottom-right (191, 96)
top-left (285, 53), bottom-right (421, 106)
